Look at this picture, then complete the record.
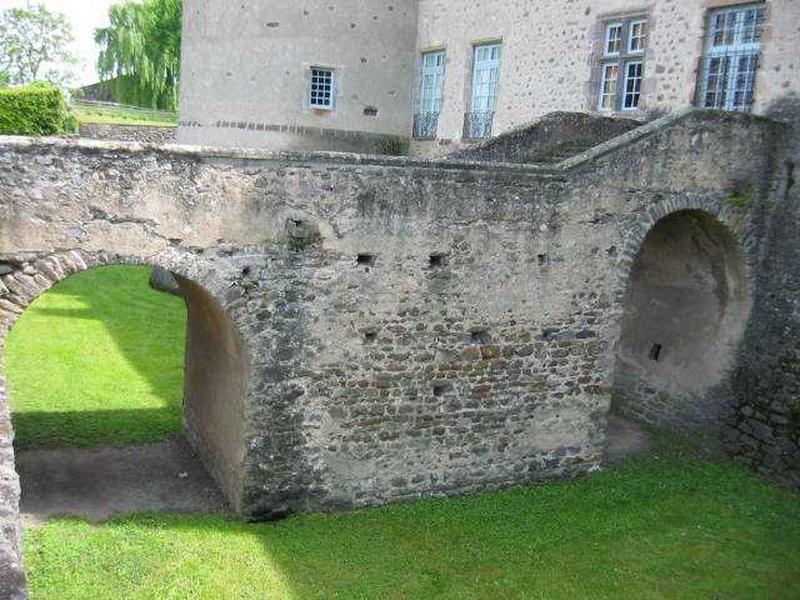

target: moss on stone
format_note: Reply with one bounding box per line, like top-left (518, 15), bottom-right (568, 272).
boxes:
top-left (727, 185), bottom-right (757, 209)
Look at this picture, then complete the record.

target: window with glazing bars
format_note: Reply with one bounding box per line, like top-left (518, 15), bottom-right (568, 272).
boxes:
top-left (597, 17), bottom-right (647, 112)
top-left (310, 67), bottom-right (334, 109)
top-left (465, 43), bottom-right (501, 139)
top-left (414, 50), bottom-right (445, 139)
top-left (699, 4), bottom-right (766, 113)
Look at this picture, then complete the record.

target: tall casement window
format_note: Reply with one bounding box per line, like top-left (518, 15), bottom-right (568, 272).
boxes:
top-left (699, 4), bottom-right (766, 113)
top-left (597, 17), bottom-right (647, 112)
top-left (464, 42), bottom-right (501, 139)
top-left (414, 50), bottom-right (445, 139)
top-left (309, 67), bottom-right (334, 109)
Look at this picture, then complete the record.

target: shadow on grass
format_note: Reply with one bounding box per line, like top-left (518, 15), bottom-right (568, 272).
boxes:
top-left (11, 408), bottom-right (182, 451)
top-left (22, 455), bottom-right (800, 599)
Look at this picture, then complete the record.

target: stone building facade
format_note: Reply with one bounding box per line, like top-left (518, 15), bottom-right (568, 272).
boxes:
top-left (178, 0), bottom-right (800, 153)
top-left (178, 0), bottom-right (419, 152)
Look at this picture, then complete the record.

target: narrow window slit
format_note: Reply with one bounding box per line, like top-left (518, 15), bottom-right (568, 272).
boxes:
top-left (433, 384), bottom-right (450, 397)
top-left (429, 253), bottom-right (447, 268)
top-left (357, 254), bottom-right (376, 267)
top-left (649, 343), bottom-right (663, 362)
top-left (470, 328), bottom-right (490, 344)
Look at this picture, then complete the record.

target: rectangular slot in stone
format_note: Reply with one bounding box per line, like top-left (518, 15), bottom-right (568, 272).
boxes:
top-left (649, 343), bottom-right (663, 362)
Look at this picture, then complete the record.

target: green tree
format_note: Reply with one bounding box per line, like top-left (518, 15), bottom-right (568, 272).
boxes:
top-left (0, 5), bottom-right (77, 86)
top-left (95, 0), bottom-right (182, 110)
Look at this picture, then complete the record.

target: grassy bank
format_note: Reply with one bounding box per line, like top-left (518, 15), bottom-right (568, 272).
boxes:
top-left (72, 103), bottom-right (177, 128)
top-left (24, 452), bottom-right (800, 599)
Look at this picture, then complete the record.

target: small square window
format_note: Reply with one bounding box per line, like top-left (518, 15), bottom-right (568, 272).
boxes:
top-left (310, 67), bottom-right (334, 109)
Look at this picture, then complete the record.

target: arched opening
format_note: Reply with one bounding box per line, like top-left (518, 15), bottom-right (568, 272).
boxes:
top-left (2, 258), bottom-right (249, 518)
top-left (612, 210), bottom-right (751, 440)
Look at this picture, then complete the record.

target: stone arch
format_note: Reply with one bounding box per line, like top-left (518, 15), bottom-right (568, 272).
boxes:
top-left (610, 199), bottom-right (754, 442)
top-left (0, 248), bottom-right (252, 512)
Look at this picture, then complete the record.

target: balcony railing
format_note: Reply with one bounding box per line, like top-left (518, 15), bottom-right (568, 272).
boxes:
top-left (413, 112), bottom-right (439, 140)
top-left (697, 50), bottom-right (761, 113)
top-left (463, 111), bottom-right (494, 140)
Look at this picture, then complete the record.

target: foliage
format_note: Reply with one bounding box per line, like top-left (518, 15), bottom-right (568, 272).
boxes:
top-left (24, 452), bottom-right (800, 598)
top-left (0, 83), bottom-right (75, 135)
top-left (94, 0), bottom-right (182, 110)
top-left (0, 5), bottom-right (76, 86)
top-left (7, 266), bottom-right (186, 449)
top-left (727, 185), bottom-right (757, 209)
top-left (72, 102), bottom-right (177, 127)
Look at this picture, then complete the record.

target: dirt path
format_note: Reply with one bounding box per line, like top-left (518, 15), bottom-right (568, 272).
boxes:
top-left (16, 435), bottom-right (229, 525)
top-left (16, 417), bottom-right (648, 525)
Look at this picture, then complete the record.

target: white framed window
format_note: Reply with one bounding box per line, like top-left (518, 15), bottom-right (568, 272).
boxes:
top-left (604, 22), bottom-right (623, 56)
top-left (310, 67), bottom-right (334, 109)
top-left (623, 61), bottom-right (643, 109)
top-left (465, 42), bottom-right (502, 139)
top-left (597, 16), bottom-right (647, 112)
top-left (700, 4), bottom-right (766, 112)
top-left (414, 50), bottom-right (445, 139)
top-left (628, 19), bottom-right (647, 53)
top-left (599, 63), bottom-right (619, 111)
top-left (419, 50), bottom-right (445, 115)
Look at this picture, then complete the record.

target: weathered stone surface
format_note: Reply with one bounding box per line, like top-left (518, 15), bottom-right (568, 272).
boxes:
top-left (79, 123), bottom-right (176, 144)
top-left (0, 109), bottom-right (796, 597)
top-left (449, 112), bottom-right (643, 164)
top-left (149, 266), bottom-right (182, 296)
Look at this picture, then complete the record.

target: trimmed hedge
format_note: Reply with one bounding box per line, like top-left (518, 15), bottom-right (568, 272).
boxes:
top-left (0, 83), bottom-right (76, 135)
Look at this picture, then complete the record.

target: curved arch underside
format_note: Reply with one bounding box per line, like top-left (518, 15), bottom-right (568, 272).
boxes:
top-left (0, 252), bottom-right (250, 511)
top-left (613, 210), bottom-right (752, 439)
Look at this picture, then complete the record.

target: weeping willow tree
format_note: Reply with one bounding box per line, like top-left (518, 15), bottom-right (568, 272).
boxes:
top-left (94, 0), bottom-right (182, 110)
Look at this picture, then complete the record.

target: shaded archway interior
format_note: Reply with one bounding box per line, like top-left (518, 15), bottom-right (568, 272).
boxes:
top-left (613, 210), bottom-right (751, 435)
top-left (178, 275), bottom-right (249, 513)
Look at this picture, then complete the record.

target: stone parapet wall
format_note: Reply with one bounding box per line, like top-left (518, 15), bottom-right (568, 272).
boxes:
top-left (78, 123), bottom-right (177, 144)
top-left (0, 109), bottom-right (796, 596)
top-left (448, 112), bottom-right (643, 164)
top-left (726, 99), bottom-right (800, 486)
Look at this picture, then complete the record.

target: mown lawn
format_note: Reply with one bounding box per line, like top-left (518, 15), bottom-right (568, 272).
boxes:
top-left (72, 103), bottom-right (177, 128)
top-left (24, 452), bottom-right (800, 599)
top-left (6, 266), bottom-right (186, 450)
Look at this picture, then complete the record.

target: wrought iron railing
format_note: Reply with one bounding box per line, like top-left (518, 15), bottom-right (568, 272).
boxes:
top-left (413, 112), bottom-right (439, 140)
top-left (463, 111), bottom-right (494, 140)
top-left (697, 50), bottom-right (761, 113)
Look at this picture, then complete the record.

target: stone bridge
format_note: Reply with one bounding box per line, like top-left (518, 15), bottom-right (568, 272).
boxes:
top-left (1, 109), bottom-right (797, 596)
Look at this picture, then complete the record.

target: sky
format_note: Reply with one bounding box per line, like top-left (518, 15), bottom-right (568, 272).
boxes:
top-left (0, 0), bottom-right (118, 85)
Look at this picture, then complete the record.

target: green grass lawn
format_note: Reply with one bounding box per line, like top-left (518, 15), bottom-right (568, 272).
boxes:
top-left (23, 452), bottom-right (800, 599)
top-left (6, 266), bottom-right (186, 450)
top-left (71, 103), bottom-right (177, 128)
